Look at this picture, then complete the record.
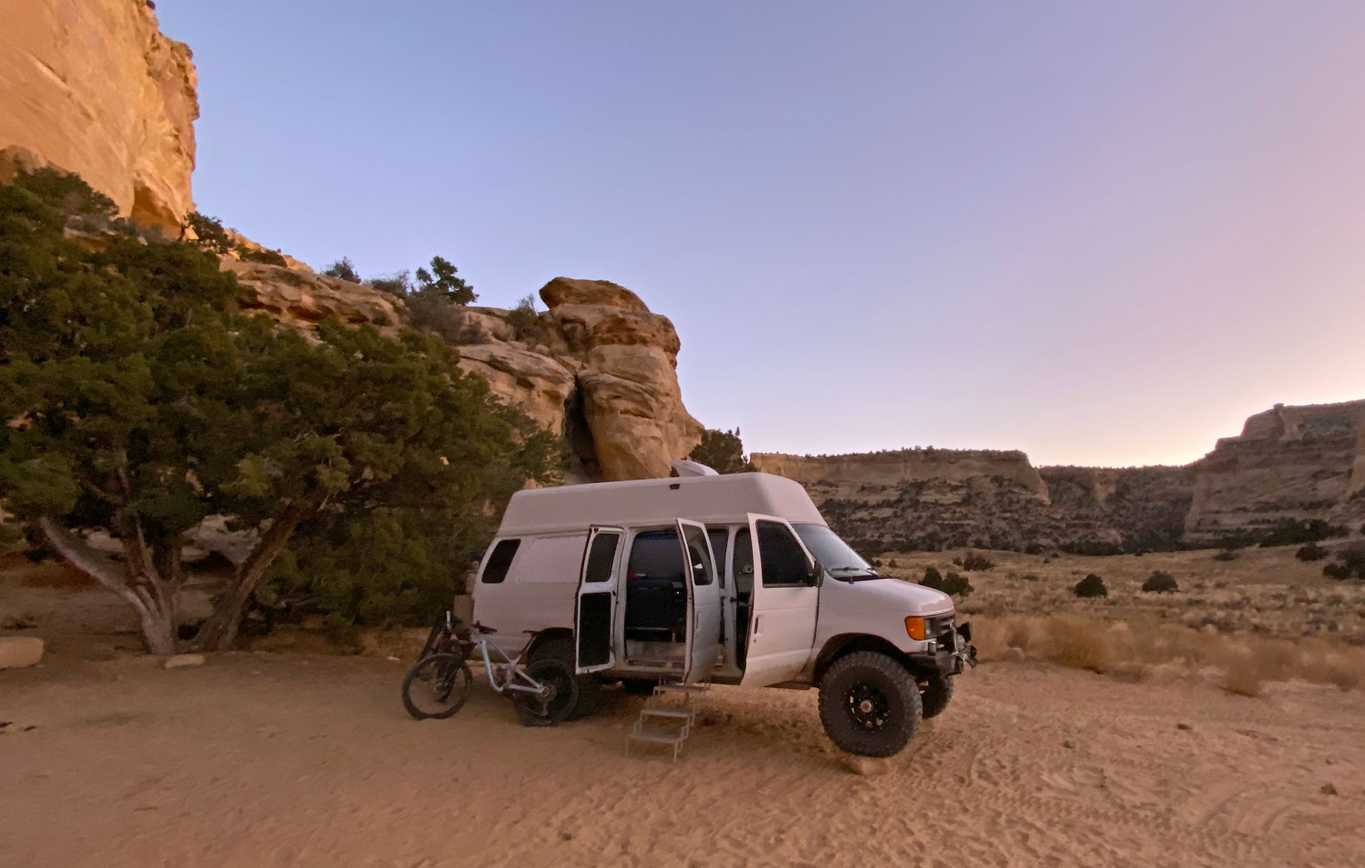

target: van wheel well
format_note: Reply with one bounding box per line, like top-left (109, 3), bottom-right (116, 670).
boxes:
top-left (813, 634), bottom-right (918, 683)
top-left (525, 628), bottom-right (574, 663)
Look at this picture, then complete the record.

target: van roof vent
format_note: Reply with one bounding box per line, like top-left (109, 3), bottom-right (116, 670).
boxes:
top-left (670, 459), bottom-right (719, 478)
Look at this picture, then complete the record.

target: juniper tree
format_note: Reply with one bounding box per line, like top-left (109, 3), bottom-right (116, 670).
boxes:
top-left (0, 170), bottom-right (558, 653)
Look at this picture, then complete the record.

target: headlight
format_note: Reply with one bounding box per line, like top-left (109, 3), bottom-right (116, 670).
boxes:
top-left (904, 615), bottom-right (926, 641)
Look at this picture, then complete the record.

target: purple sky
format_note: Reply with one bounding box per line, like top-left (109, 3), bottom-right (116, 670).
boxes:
top-left (157, 1), bottom-right (1365, 467)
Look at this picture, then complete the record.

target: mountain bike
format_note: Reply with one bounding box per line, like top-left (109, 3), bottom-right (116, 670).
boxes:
top-left (400, 611), bottom-right (577, 725)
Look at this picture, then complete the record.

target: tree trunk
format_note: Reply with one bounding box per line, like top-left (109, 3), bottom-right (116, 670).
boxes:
top-left (192, 503), bottom-right (310, 652)
top-left (38, 517), bottom-right (178, 655)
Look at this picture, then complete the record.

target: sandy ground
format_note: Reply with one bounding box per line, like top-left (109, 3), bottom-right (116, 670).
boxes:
top-left (4, 556), bottom-right (1365, 867)
top-left (3, 646), bottom-right (1363, 867)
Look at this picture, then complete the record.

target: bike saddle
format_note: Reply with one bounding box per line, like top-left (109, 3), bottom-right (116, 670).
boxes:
top-left (470, 621), bottom-right (497, 635)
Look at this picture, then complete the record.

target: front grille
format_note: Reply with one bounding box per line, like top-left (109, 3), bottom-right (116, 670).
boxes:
top-left (926, 614), bottom-right (956, 650)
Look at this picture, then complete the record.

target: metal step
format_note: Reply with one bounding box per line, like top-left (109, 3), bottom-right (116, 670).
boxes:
top-left (639, 707), bottom-right (692, 721)
top-left (652, 681), bottom-right (710, 695)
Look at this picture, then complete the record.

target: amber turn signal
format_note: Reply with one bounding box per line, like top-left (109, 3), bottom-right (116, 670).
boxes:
top-left (904, 615), bottom-right (927, 641)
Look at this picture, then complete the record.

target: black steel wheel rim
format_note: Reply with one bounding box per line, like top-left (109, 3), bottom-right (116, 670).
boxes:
top-left (846, 682), bottom-right (890, 731)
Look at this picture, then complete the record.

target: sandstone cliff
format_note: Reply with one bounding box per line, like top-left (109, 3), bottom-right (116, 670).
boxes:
top-left (1186, 400), bottom-right (1365, 542)
top-left (232, 264), bottom-right (702, 481)
top-left (0, 0), bottom-right (196, 235)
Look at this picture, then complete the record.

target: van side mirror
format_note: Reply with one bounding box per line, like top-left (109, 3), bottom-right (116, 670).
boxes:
top-left (809, 559), bottom-right (823, 587)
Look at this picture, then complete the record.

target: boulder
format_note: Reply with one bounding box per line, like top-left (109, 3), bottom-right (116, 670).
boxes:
top-left (0, 637), bottom-right (45, 670)
top-left (456, 343), bottom-right (577, 435)
top-left (0, 1), bottom-right (198, 235)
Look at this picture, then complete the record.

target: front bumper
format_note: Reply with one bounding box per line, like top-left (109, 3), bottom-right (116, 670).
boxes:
top-left (910, 620), bottom-right (977, 676)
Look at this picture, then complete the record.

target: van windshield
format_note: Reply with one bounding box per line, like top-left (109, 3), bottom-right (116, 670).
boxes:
top-left (792, 524), bottom-right (879, 580)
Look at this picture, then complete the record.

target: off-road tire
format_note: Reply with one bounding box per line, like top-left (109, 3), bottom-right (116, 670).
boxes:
top-left (920, 673), bottom-right (955, 720)
top-left (513, 656), bottom-right (579, 726)
top-left (529, 636), bottom-right (600, 719)
top-left (818, 651), bottom-right (923, 757)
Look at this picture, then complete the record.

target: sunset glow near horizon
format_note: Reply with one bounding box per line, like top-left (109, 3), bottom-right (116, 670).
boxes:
top-left (158, 1), bottom-right (1365, 468)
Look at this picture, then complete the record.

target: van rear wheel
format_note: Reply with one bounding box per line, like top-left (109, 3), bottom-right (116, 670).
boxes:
top-left (529, 636), bottom-right (600, 719)
top-left (818, 651), bottom-right (922, 757)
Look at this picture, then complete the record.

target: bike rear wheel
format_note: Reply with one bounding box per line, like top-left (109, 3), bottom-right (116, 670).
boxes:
top-left (402, 653), bottom-right (472, 720)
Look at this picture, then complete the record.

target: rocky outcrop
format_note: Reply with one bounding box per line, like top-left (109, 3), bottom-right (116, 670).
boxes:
top-left (753, 449), bottom-right (1048, 498)
top-left (0, 0), bottom-right (197, 235)
top-left (225, 259), bottom-right (405, 334)
top-left (1186, 400), bottom-right (1365, 541)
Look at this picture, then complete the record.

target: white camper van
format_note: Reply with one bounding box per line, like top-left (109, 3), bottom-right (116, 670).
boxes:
top-left (469, 465), bottom-right (974, 756)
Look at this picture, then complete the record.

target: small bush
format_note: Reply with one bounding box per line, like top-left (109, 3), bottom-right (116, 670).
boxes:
top-left (958, 551), bottom-right (995, 572)
top-left (504, 294), bottom-right (542, 340)
top-left (1141, 571), bottom-right (1179, 593)
top-left (1018, 573), bottom-right (1041, 582)
top-left (1258, 518), bottom-right (1346, 548)
top-left (369, 271), bottom-right (411, 297)
top-left (1323, 546), bottom-right (1365, 580)
top-left (237, 245), bottom-right (287, 266)
top-left (1296, 543), bottom-right (1328, 561)
top-left (1213, 548), bottom-right (1239, 562)
top-left (921, 567), bottom-right (972, 597)
top-left (323, 257), bottom-right (361, 282)
top-left (1073, 574), bottom-right (1108, 598)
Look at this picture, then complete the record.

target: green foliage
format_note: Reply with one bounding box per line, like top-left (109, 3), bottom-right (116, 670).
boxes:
top-left (1296, 543), bottom-right (1328, 562)
top-left (369, 271), bottom-right (410, 297)
top-left (323, 257), bottom-right (361, 283)
top-left (1073, 574), bottom-right (1108, 598)
top-left (237, 246), bottom-right (287, 266)
top-left (1213, 548), bottom-right (1239, 562)
top-left (414, 255), bottom-right (476, 305)
top-left (1258, 519), bottom-right (1346, 548)
top-left (921, 567), bottom-right (972, 597)
top-left (1141, 571), bottom-right (1179, 593)
top-left (504, 294), bottom-right (543, 341)
top-left (186, 211), bottom-right (233, 254)
top-left (689, 427), bottom-right (754, 474)
top-left (0, 169), bottom-right (559, 648)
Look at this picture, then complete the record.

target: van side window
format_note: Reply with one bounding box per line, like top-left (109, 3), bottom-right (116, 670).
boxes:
top-left (480, 539), bottom-right (520, 584)
top-left (756, 520), bottom-right (813, 587)
top-left (583, 532), bottom-right (619, 583)
top-left (681, 524), bottom-right (714, 586)
top-left (707, 528), bottom-right (728, 589)
top-left (627, 530), bottom-right (684, 583)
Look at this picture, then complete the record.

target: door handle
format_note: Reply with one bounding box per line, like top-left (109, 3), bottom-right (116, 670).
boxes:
top-left (753, 616), bottom-right (760, 636)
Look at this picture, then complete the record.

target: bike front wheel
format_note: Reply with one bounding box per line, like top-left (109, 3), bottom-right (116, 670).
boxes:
top-left (402, 653), bottom-right (473, 720)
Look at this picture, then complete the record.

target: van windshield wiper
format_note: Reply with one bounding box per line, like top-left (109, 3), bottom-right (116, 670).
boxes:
top-left (828, 566), bottom-right (879, 577)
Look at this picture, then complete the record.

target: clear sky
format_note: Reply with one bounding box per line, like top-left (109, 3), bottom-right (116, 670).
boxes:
top-left (157, 1), bottom-right (1365, 467)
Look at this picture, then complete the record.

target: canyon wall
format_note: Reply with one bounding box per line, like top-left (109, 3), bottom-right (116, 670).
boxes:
top-left (0, 0), bottom-right (197, 235)
top-left (1185, 400), bottom-right (1365, 542)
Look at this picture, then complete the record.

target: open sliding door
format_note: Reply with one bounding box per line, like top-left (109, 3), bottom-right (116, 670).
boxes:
top-left (676, 519), bottom-right (723, 683)
top-left (575, 526), bottom-right (623, 674)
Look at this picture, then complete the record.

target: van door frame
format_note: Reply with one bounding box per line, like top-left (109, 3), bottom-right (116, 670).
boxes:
top-left (739, 513), bottom-right (821, 687)
top-left (676, 518), bottom-right (723, 683)
top-left (573, 525), bottom-right (624, 674)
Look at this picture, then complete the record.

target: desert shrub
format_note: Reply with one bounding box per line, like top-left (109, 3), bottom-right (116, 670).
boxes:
top-left (1073, 574), bottom-right (1108, 598)
top-left (1044, 617), bottom-right (1111, 673)
top-left (1258, 518), bottom-right (1346, 548)
top-left (958, 551), bottom-right (995, 571)
top-left (888, 558), bottom-right (898, 568)
top-left (1018, 572), bottom-right (1041, 582)
top-left (1141, 571), bottom-right (1179, 593)
top-left (1296, 543), bottom-right (1328, 561)
top-left (503, 294), bottom-right (543, 341)
top-left (1213, 548), bottom-right (1239, 562)
top-left (689, 427), bottom-right (754, 474)
top-left (921, 568), bottom-right (972, 597)
top-left (323, 257), bottom-right (361, 282)
top-left (186, 210), bottom-right (233, 253)
top-left (1323, 545), bottom-right (1365, 580)
top-left (237, 245), bottom-right (287, 266)
top-left (369, 271), bottom-right (411, 297)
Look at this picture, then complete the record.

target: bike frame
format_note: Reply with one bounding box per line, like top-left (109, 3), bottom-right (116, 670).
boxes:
top-left (469, 637), bottom-right (546, 697)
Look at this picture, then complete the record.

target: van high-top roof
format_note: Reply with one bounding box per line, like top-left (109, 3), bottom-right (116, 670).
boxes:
top-left (496, 472), bottom-right (826, 536)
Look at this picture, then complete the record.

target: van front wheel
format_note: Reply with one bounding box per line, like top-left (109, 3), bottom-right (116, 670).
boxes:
top-left (818, 651), bottom-right (922, 757)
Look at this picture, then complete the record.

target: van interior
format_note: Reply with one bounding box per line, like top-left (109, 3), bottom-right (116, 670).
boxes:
top-left (621, 527), bottom-right (752, 671)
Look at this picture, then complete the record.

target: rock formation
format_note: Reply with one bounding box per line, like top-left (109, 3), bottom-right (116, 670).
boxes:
top-left (0, 0), bottom-right (197, 235)
top-left (1185, 400), bottom-right (1365, 542)
top-left (755, 401), bottom-right (1365, 554)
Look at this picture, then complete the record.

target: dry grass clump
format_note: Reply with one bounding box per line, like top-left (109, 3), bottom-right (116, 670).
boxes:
top-left (974, 613), bottom-right (1365, 693)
